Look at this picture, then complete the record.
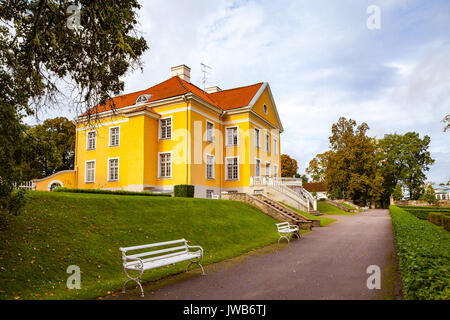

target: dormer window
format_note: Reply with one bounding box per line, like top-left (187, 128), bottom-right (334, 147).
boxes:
top-left (136, 94), bottom-right (152, 105)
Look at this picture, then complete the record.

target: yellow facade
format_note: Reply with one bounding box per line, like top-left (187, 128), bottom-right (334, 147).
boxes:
top-left (36, 75), bottom-right (283, 198)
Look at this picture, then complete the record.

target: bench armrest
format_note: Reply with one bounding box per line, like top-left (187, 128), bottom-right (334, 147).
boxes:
top-left (123, 256), bottom-right (144, 270)
top-left (187, 245), bottom-right (203, 258)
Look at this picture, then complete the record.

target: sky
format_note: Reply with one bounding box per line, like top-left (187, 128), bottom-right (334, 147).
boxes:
top-left (30, 0), bottom-right (450, 183)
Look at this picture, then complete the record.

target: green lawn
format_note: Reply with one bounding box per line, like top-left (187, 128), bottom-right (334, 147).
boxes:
top-left (317, 202), bottom-right (358, 215)
top-left (389, 206), bottom-right (449, 300)
top-left (280, 202), bottom-right (336, 227)
top-left (0, 191), bottom-right (281, 300)
top-left (340, 203), bottom-right (357, 210)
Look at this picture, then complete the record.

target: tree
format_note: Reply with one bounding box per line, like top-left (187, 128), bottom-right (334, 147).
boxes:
top-left (419, 185), bottom-right (437, 204)
top-left (306, 151), bottom-right (331, 182)
top-left (443, 115), bottom-right (450, 132)
top-left (24, 117), bottom-right (76, 179)
top-left (392, 184), bottom-right (403, 201)
top-left (325, 117), bottom-right (384, 206)
top-left (0, 1), bottom-right (148, 222)
top-left (280, 154), bottom-right (298, 177)
top-left (378, 133), bottom-right (434, 202)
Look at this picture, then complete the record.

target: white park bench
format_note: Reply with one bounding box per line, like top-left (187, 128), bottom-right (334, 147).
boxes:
top-left (276, 222), bottom-right (300, 245)
top-left (120, 239), bottom-right (205, 297)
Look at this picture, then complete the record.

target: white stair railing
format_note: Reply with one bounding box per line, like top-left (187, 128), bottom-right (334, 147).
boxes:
top-left (250, 176), bottom-right (309, 209)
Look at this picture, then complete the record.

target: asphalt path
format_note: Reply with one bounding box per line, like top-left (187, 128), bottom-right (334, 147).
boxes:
top-left (106, 209), bottom-right (402, 300)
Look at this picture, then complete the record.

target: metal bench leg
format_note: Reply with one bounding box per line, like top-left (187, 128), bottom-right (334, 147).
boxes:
top-left (123, 268), bottom-right (145, 297)
top-left (186, 260), bottom-right (206, 276)
top-left (278, 235), bottom-right (290, 246)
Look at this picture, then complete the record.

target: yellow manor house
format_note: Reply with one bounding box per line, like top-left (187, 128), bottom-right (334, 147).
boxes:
top-left (35, 65), bottom-right (284, 198)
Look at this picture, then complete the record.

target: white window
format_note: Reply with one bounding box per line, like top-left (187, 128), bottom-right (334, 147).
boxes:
top-left (206, 121), bottom-right (214, 143)
top-left (273, 138), bottom-right (278, 156)
top-left (265, 162), bottom-right (271, 177)
top-left (265, 133), bottom-right (270, 153)
top-left (109, 127), bottom-right (120, 147)
top-left (87, 131), bottom-right (96, 150)
top-left (255, 159), bottom-right (261, 177)
top-left (226, 127), bottom-right (238, 146)
top-left (85, 161), bottom-right (95, 183)
top-left (206, 190), bottom-right (214, 199)
top-left (226, 157), bottom-right (239, 180)
top-left (255, 128), bottom-right (260, 148)
top-left (108, 158), bottom-right (119, 181)
top-left (206, 154), bottom-right (215, 179)
top-left (159, 153), bottom-right (172, 178)
top-left (160, 118), bottom-right (172, 140)
top-left (274, 165), bottom-right (278, 178)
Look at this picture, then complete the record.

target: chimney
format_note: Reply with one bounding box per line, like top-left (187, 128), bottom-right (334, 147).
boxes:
top-left (205, 86), bottom-right (222, 94)
top-left (171, 65), bottom-right (191, 83)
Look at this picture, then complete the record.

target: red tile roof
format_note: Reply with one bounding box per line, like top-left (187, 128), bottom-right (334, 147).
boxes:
top-left (302, 182), bottom-right (327, 192)
top-left (81, 77), bottom-right (264, 116)
top-left (208, 83), bottom-right (264, 110)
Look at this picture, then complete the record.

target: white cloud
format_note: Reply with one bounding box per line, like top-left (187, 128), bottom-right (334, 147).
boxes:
top-left (27, 0), bottom-right (450, 183)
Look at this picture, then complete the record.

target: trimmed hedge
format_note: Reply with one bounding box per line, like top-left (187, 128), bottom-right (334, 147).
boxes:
top-left (174, 184), bottom-right (195, 198)
top-left (443, 216), bottom-right (450, 232)
top-left (390, 206), bottom-right (450, 300)
top-left (399, 206), bottom-right (450, 220)
top-left (428, 212), bottom-right (444, 226)
top-left (53, 187), bottom-right (171, 197)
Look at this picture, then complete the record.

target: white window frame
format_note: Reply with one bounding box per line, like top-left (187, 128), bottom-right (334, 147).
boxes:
top-left (255, 158), bottom-right (261, 177)
top-left (274, 165), bottom-right (278, 178)
top-left (107, 157), bottom-right (120, 182)
top-left (225, 126), bottom-right (239, 147)
top-left (206, 190), bottom-right (214, 199)
top-left (225, 156), bottom-right (239, 181)
top-left (273, 138), bottom-right (278, 156)
top-left (86, 130), bottom-right (97, 151)
top-left (158, 152), bottom-right (172, 179)
top-left (85, 160), bottom-right (96, 183)
top-left (206, 154), bottom-right (215, 180)
top-left (206, 120), bottom-right (215, 143)
top-left (159, 116), bottom-right (173, 140)
top-left (265, 133), bottom-right (270, 153)
top-left (265, 162), bottom-right (271, 177)
top-left (255, 128), bottom-right (260, 149)
top-left (109, 126), bottom-right (120, 147)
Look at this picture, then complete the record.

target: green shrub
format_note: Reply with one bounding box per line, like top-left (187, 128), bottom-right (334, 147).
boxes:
top-left (390, 206), bottom-right (450, 300)
top-left (428, 212), bottom-right (443, 226)
top-left (443, 216), bottom-right (450, 232)
top-left (174, 184), bottom-right (195, 198)
top-left (53, 187), bottom-right (171, 197)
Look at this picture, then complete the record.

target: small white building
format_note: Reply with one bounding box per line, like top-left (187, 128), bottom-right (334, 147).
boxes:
top-left (434, 185), bottom-right (450, 200)
top-left (303, 182), bottom-right (328, 199)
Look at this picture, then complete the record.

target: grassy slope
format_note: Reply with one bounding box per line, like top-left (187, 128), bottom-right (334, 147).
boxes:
top-left (389, 206), bottom-right (449, 300)
top-left (280, 202), bottom-right (336, 227)
top-left (0, 192), bottom-right (280, 300)
top-left (340, 203), bottom-right (356, 210)
top-left (317, 202), bottom-right (358, 215)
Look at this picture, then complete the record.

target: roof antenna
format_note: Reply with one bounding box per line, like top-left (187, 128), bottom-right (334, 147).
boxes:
top-left (200, 62), bottom-right (212, 91)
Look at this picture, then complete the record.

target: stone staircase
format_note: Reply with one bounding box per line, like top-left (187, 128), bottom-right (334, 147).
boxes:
top-left (221, 193), bottom-right (315, 230)
top-left (253, 194), bottom-right (320, 228)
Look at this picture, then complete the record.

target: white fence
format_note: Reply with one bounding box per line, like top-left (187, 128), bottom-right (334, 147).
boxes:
top-left (17, 181), bottom-right (36, 191)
